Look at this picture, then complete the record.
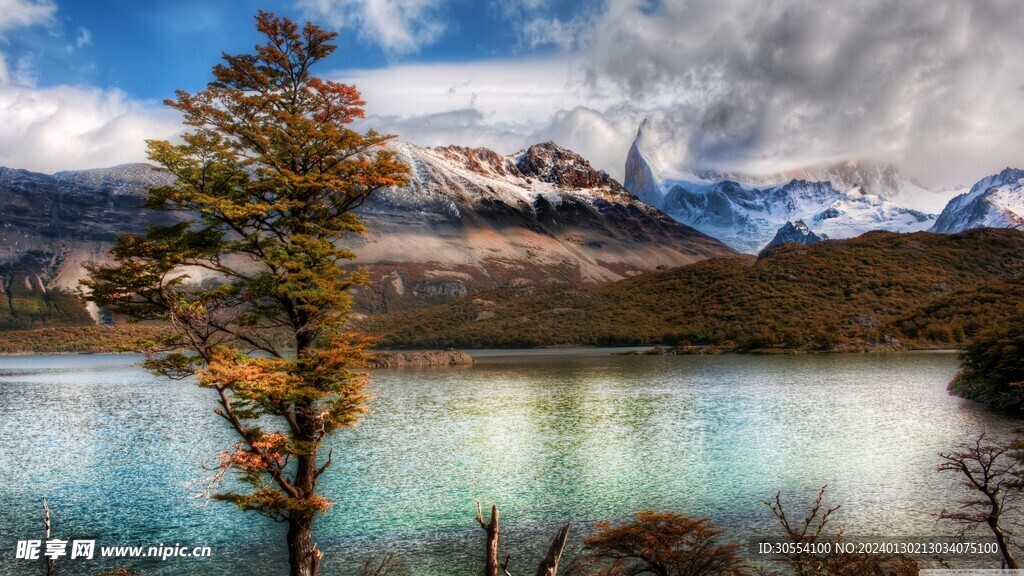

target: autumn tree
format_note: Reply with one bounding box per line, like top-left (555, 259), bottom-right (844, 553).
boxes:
top-left (571, 511), bottom-right (748, 576)
top-left (938, 433), bottom-right (1022, 568)
top-left (81, 12), bottom-right (408, 576)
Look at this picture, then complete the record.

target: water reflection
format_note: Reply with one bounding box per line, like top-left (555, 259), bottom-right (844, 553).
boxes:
top-left (0, 351), bottom-right (1015, 575)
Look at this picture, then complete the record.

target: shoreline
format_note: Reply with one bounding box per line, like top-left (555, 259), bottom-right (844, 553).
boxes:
top-left (0, 346), bottom-right (962, 358)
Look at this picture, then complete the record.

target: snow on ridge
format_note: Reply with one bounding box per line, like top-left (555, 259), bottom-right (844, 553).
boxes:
top-left (931, 168), bottom-right (1024, 233)
top-left (383, 140), bottom-right (630, 212)
top-left (622, 122), bottom-right (948, 253)
top-left (52, 163), bottom-right (174, 195)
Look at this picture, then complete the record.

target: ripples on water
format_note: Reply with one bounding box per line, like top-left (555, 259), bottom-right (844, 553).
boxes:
top-left (0, 351), bottom-right (1016, 574)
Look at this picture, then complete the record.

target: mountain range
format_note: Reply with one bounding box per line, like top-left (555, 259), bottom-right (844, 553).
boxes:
top-left (622, 120), bottom-right (1022, 253)
top-left (1, 130), bottom-right (1022, 334)
top-left (344, 141), bottom-right (732, 313)
top-left (0, 140), bottom-right (734, 328)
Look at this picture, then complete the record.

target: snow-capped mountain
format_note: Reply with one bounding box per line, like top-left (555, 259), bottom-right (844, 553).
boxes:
top-left (623, 121), bottom-right (944, 253)
top-left (352, 141), bottom-right (733, 311)
top-left (692, 161), bottom-right (955, 213)
top-left (760, 220), bottom-right (827, 255)
top-left (931, 168), bottom-right (1024, 233)
top-left (0, 141), bottom-right (735, 324)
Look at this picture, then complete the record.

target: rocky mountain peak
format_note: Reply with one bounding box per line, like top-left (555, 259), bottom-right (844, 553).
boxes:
top-left (624, 127), bottom-right (663, 207)
top-left (968, 167), bottom-right (1024, 195)
top-left (792, 220), bottom-right (812, 233)
top-left (931, 167), bottom-right (1024, 233)
top-left (759, 219), bottom-right (827, 256)
top-left (515, 141), bottom-right (618, 190)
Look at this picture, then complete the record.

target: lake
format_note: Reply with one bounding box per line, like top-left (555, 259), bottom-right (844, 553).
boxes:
top-left (0, 350), bottom-right (1016, 574)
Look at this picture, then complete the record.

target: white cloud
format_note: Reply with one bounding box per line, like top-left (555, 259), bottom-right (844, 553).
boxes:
top-left (573, 0), bottom-right (1024, 186)
top-left (527, 107), bottom-right (634, 177)
top-left (75, 26), bottom-right (91, 48)
top-left (0, 0), bottom-right (56, 85)
top-left (336, 57), bottom-right (612, 124)
top-left (1, 0), bottom-right (1020, 188)
top-left (0, 84), bottom-right (181, 173)
top-left (0, 2), bottom-right (179, 174)
top-left (0, 0), bottom-right (54, 33)
top-left (335, 57), bottom-right (646, 179)
top-left (492, 0), bottom-right (591, 51)
top-left (519, 16), bottom-right (584, 51)
top-left (298, 0), bottom-right (447, 55)
top-left (331, 0), bottom-right (1024, 188)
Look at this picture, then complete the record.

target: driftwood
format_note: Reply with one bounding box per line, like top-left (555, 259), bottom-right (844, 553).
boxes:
top-left (43, 498), bottom-right (54, 576)
top-left (476, 503), bottom-right (571, 576)
top-left (535, 523), bottom-right (570, 576)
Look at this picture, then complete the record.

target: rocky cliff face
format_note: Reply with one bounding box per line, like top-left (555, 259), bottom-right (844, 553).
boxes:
top-left (0, 141), bottom-right (736, 326)
top-left (623, 120), bottom-right (664, 208)
top-left (0, 164), bottom-right (177, 328)
top-left (0, 164), bottom-right (174, 259)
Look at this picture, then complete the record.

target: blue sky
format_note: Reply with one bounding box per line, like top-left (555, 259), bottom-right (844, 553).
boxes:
top-left (10, 0), bottom-right (575, 98)
top-left (0, 0), bottom-right (1022, 188)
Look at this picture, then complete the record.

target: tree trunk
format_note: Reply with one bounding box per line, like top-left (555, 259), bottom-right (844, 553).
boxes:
top-left (289, 430), bottom-right (322, 576)
top-left (990, 518), bottom-right (1019, 568)
top-left (43, 499), bottom-right (54, 576)
top-left (477, 504), bottom-right (500, 576)
top-left (288, 514), bottom-right (322, 576)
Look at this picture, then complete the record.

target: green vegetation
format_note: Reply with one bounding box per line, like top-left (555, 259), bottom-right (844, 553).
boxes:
top-left (366, 228), bottom-right (1024, 351)
top-left (0, 250), bottom-right (93, 329)
top-left (0, 280), bottom-right (93, 330)
top-left (4, 229), bottom-right (1022, 358)
top-left (0, 324), bottom-right (165, 355)
top-left (947, 318), bottom-right (1024, 411)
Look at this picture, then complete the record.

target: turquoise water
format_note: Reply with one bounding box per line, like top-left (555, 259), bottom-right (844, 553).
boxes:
top-left (0, 351), bottom-right (1016, 574)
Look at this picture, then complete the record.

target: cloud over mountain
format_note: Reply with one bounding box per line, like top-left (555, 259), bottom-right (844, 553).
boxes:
top-left (576, 0), bottom-right (1024, 186)
top-left (0, 84), bottom-right (179, 173)
top-left (329, 0), bottom-right (1024, 188)
top-left (0, 0), bottom-right (1021, 187)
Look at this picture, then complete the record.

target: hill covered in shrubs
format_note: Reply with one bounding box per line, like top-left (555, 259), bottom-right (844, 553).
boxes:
top-left (366, 228), bottom-right (1024, 352)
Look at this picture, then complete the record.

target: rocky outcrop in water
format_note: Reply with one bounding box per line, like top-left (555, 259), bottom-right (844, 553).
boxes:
top-left (368, 349), bottom-right (475, 368)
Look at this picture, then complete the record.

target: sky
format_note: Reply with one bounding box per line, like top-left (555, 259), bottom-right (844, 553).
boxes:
top-left (0, 0), bottom-right (1022, 187)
